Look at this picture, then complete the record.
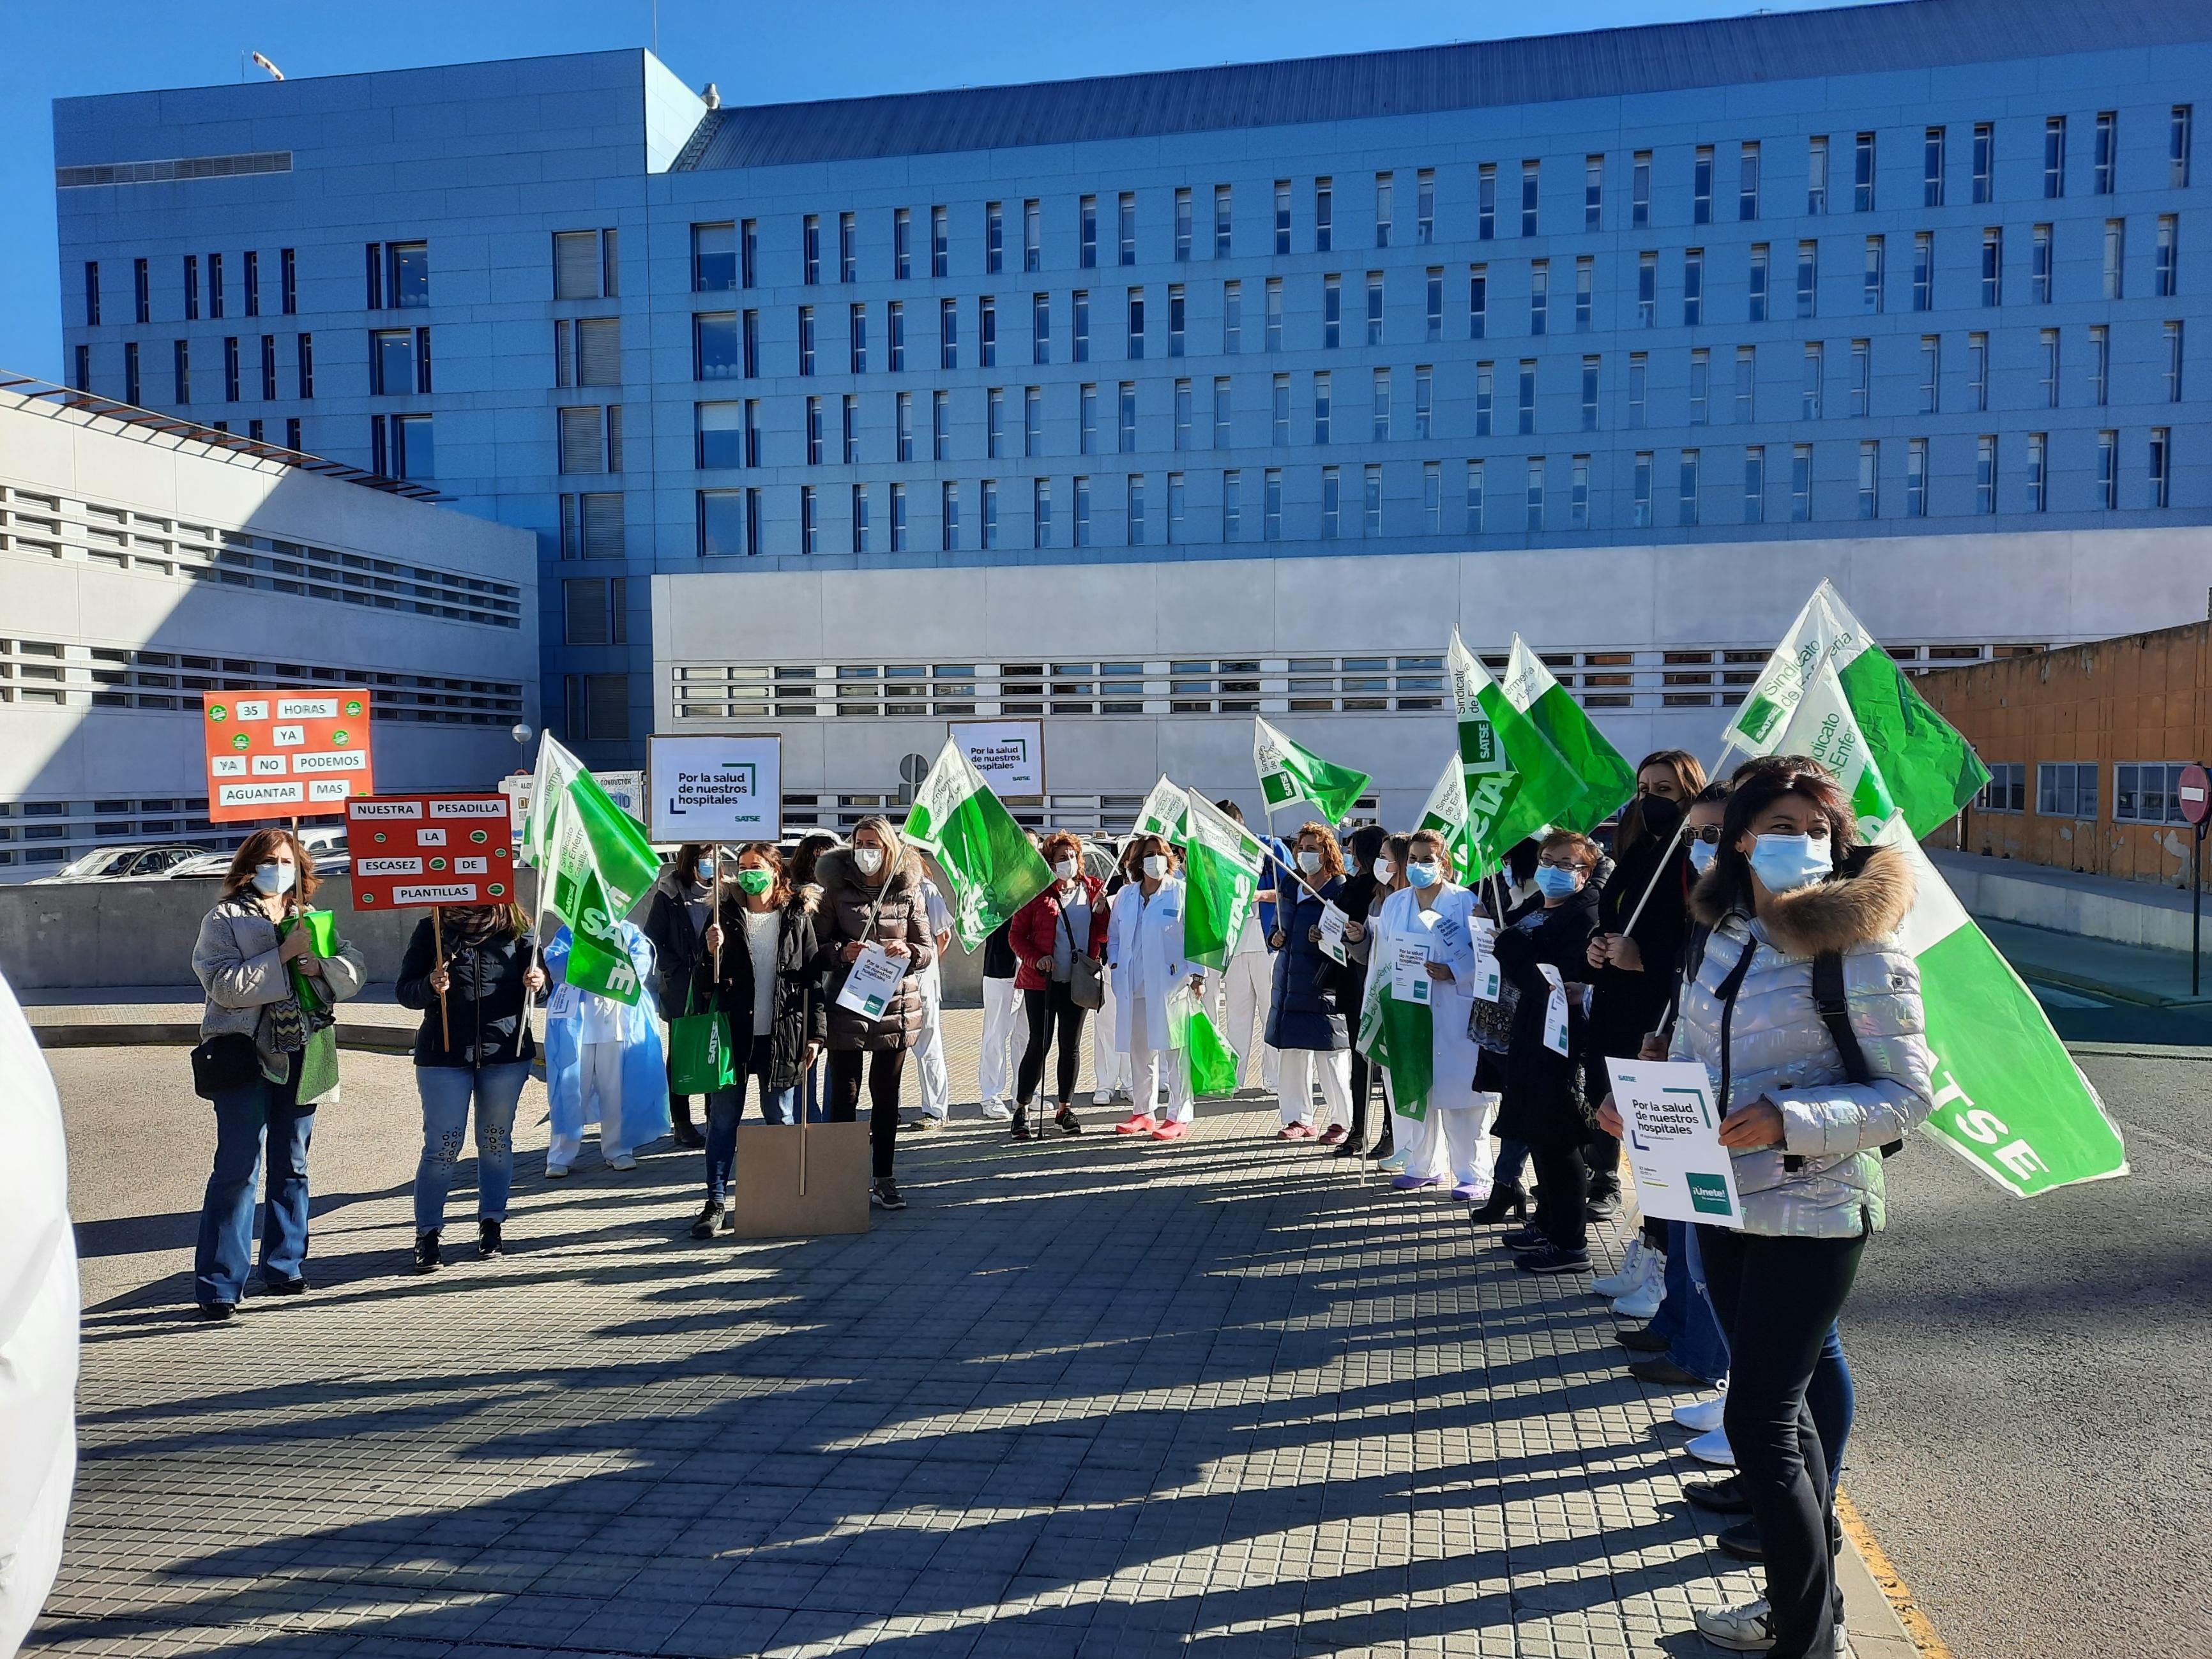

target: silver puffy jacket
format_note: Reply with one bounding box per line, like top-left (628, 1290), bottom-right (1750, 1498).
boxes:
top-left (1670, 844), bottom-right (1934, 1238)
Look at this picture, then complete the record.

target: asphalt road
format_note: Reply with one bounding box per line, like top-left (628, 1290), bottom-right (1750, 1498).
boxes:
top-left (43, 984), bottom-right (2212, 1659)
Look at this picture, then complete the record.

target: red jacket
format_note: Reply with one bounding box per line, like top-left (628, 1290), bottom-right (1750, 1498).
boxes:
top-left (1010, 875), bottom-right (1109, 991)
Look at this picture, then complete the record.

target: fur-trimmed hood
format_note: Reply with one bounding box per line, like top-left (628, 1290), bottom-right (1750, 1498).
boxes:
top-left (784, 881), bottom-right (822, 917)
top-left (1690, 842), bottom-right (1915, 957)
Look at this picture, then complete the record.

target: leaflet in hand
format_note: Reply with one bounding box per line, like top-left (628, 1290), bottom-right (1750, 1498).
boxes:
top-left (1317, 902), bottom-right (1351, 965)
top-left (1537, 963), bottom-right (1570, 1055)
top-left (1467, 918), bottom-right (1501, 1003)
top-left (1389, 938), bottom-right (1433, 1004)
top-left (1605, 1057), bottom-right (1745, 1227)
top-left (835, 940), bottom-right (905, 1019)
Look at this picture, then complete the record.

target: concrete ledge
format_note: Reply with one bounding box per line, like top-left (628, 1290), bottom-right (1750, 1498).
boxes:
top-left (1931, 847), bottom-right (2203, 953)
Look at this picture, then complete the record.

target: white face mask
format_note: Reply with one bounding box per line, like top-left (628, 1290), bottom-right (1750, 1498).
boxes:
top-left (1296, 848), bottom-right (1323, 874)
top-left (853, 846), bottom-right (884, 875)
top-left (1372, 858), bottom-right (1395, 883)
top-left (1053, 858), bottom-right (1079, 881)
top-left (1141, 854), bottom-right (1169, 879)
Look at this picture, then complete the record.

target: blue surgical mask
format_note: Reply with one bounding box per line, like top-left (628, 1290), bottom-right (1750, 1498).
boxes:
top-left (1687, 838), bottom-right (1718, 876)
top-left (1534, 865), bottom-right (1581, 900)
top-left (253, 861), bottom-right (296, 896)
top-left (1406, 860), bottom-right (1441, 889)
top-left (696, 858), bottom-right (716, 884)
top-left (1749, 832), bottom-right (1833, 893)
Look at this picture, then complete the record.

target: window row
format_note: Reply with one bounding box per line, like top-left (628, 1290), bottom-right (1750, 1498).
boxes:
top-left (104, 334), bottom-right (317, 406)
top-left (686, 431), bottom-right (2181, 558)
top-left (1978, 761), bottom-right (2201, 824)
top-left (678, 107), bottom-right (2197, 289)
top-left (81, 250), bottom-right (298, 328)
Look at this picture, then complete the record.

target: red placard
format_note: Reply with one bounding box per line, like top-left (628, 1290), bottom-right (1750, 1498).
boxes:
top-left (345, 794), bottom-right (516, 909)
top-left (202, 688), bottom-right (376, 821)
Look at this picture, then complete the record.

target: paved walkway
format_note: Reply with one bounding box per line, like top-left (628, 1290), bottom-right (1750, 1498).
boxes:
top-left (34, 1010), bottom-right (1913, 1659)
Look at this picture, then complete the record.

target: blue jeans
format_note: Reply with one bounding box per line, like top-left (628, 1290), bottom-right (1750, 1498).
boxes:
top-left (195, 1066), bottom-right (314, 1307)
top-left (413, 1061), bottom-right (530, 1234)
top-left (704, 1040), bottom-right (800, 1202)
top-left (1492, 1137), bottom-right (1531, 1189)
top-left (1655, 1219), bottom-right (1731, 1385)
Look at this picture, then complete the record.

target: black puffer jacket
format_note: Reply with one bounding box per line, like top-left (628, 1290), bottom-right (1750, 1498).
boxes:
top-left (708, 886), bottom-right (827, 1089)
top-left (1266, 875), bottom-right (1349, 1050)
top-left (1489, 884), bottom-right (1601, 1148)
top-left (808, 848), bottom-right (936, 1051)
top-left (641, 866), bottom-right (715, 1017)
top-left (394, 921), bottom-right (539, 1068)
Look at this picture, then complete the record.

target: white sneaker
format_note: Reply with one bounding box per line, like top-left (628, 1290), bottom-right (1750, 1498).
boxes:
top-left (1612, 1252), bottom-right (1665, 1319)
top-left (1687, 1425), bottom-right (1735, 1466)
top-left (1674, 1391), bottom-right (1727, 1434)
top-left (544, 1163), bottom-right (570, 1179)
top-left (1091, 1089), bottom-right (1114, 1106)
top-left (981, 1100), bottom-right (1014, 1121)
top-left (1591, 1239), bottom-right (1647, 1298)
top-left (608, 1152), bottom-right (638, 1172)
top-left (1693, 1598), bottom-right (1774, 1651)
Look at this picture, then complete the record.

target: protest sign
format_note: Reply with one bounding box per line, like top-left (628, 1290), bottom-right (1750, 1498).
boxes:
top-left (647, 734), bottom-right (780, 844)
top-left (1607, 1057), bottom-right (1744, 1227)
top-left (201, 688), bottom-right (374, 821)
top-left (346, 794), bottom-right (516, 909)
top-left (949, 720), bottom-right (1046, 798)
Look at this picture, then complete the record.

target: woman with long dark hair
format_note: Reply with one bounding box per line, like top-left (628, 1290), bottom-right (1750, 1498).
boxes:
top-left (642, 842), bottom-right (720, 1149)
top-left (1266, 821), bottom-right (1352, 1142)
top-left (188, 828), bottom-right (367, 1319)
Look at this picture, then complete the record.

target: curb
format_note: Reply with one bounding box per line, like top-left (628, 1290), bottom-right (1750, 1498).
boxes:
top-left (1838, 1490), bottom-right (1955, 1658)
top-left (2015, 962), bottom-right (2212, 1010)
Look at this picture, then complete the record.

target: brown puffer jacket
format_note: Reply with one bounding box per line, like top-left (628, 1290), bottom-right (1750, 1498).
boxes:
top-left (810, 847), bottom-right (937, 1051)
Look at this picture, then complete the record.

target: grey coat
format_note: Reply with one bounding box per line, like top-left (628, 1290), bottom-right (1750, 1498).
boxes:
top-left (192, 894), bottom-right (368, 1103)
top-left (1669, 844), bottom-right (1934, 1238)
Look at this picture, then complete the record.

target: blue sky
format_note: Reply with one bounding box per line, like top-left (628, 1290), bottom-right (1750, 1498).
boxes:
top-left (3, 0), bottom-right (1848, 383)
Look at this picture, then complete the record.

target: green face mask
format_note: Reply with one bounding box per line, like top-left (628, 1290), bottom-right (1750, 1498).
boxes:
top-left (735, 867), bottom-right (774, 896)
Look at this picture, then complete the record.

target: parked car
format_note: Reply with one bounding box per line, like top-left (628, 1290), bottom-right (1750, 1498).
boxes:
top-left (29, 843), bottom-right (209, 884)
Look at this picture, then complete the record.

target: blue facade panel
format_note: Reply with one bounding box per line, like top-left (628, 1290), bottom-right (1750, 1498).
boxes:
top-left (51, 3), bottom-right (2212, 762)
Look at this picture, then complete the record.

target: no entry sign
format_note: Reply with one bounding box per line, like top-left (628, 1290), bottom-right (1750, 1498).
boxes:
top-left (345, 794), bottom-right (516, 909)
top-left (202, 688), bottom-right (375, 821)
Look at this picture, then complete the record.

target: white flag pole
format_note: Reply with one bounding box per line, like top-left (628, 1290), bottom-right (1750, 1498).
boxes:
top-left (1615, 741), bottom-right (1739, 940)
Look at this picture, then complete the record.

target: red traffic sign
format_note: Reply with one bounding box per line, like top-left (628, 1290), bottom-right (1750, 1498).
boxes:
top-left (2179, 764), bottom-right (2211, 827)
top-left (345, 794), bottom-right (515, 909)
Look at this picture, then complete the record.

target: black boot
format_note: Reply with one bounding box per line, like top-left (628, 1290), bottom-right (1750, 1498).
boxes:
top-left (1469, 1182), bottom-right (1529, 1224)
top-left (1367, 1128), bottom-right (1397, 1161)
top-left (477, 1219), bottom-right (504, 1259)
top-left (413, 1231), bottom-right (442, 1273)
top-left (688, 1200), bottom-right (720, 1239)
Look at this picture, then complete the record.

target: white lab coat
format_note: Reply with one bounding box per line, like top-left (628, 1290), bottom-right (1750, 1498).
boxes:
top-left (0, 971), bottom-right (77, 1657)
top-left (1108, 877), bottom-right (1190, 1054)
top-left (1372, 883), bottom-right (1483, 1112)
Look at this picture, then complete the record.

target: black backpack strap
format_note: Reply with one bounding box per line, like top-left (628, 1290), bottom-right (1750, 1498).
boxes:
top-left (1810, 949), bottom-right (1906, 1160)
top-left (1712, 934), bottom-right (1761, 1123)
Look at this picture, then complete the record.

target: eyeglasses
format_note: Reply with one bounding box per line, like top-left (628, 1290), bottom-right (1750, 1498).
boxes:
top-left (1688, 826), bottom-right (1725, 845)
top-left (1536, 856), bottom-right (1589, 871)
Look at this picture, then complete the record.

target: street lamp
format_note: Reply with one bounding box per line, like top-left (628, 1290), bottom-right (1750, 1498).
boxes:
top-left (510, 722), bottom-right (534, 775)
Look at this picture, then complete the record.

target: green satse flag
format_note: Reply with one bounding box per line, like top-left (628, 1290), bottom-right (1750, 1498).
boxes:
top-left (1133, 773), bottom-right (1190, 845)
top-left (1501, 635), bottom-right (1636, 834)
top-left (1770, 686), bottom-right (2127, 1197)
top-left (1725, 580), bottom-right (1990, 838)
top-left (529, 732), bottom-right (660, 1004)
top-left (902, 737), bottom-right (1053, 951)
top-left (1180, 789), bottom-right (1265, 971)
top-left (1413, 754), bottom-right (1478, 882)
top-left (1356, 972), bottom-right (1433, 1119)
top-left (1447, 630), bottom-right (1580, 879)
top-left (1253, 716), bottom-right (1371, 823)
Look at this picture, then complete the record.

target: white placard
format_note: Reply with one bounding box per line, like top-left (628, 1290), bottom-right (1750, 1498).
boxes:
top-left (1317, 902), bottom-right (1350, 965)
top-left (950, 718), bottom-right (1046, 797)
top-left (1388, 938), bottom-right (1433, 1004)
top-left (1538, 963), bottom-right (1571, 1054)
top-left (835, 941), bottom-right (906, 1020)
top-left (1467, 918), bottom-right (1502, 1003)
top-left (648, 734), bottom-right (782, 844)
top-left (1607, 1057), bottom-right (1745, 1227)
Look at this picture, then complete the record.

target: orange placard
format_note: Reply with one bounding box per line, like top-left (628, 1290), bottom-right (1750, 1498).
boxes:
top-left (346, 794), bottom-right (515, 909)
top-left (201, 688), bottom-right (375, 821)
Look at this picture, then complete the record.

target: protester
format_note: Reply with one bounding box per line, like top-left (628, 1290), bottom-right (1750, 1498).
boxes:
top-left (395, 902), bottom-right (546, 1272)
top-left (788, 831), bottom-right (842, 1119)
top-left (1372, 828), bottom-right (1494, 1198)
top-left (1653, 761), bottom-right (1934, 1658)
top-left (907, 872), bottom-right (955, 1129)
top-left (811, 816), bottom-right (934, 1209)
top-left (1090, 835), bottom-right (1133, 1108)
top-left (1332, 826), bottom-right (1391, 1159)
top-left (1208, 799), bottom-right (1277, 1096)
top-left (1266, 822), bottom-right (1353, 1142)
top-left (976, 913), bottom-right (1027, 1122)
top-left (1583, 752), bottom-right (1706, 1218)
top-left (1008, 832), bottom-right (1109, 1139)
top-left (1490, 830), bottom-right (1605, 1274)
top-left (689, 843), bottom-right (824, 1236)
top-left (1107, 833), bottom-right (1201, 1140)
top-left (542, 917), bottom-right (669, 1176)
top-left (188, 828), bottom-right (367, 1318)
top-left (642, 844), bottom-right (719, 1149)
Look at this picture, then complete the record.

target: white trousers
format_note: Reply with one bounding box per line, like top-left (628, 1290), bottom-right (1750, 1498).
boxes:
top-left (912, 967), bottom-right (950, 1117)
top-left (1399, 1090), bottom-right (1503, 1186)
top-left (1274, 1045), bottom-right (1352, 1128)
top-left (1092, 970), bottom-right (1128, 1095)
top-left (1129, 1045), bottom-right (1193, 1124)
top-left (548, 1038), bottom-right (630, 1168)
top-left (978, 975), bottom-right (1028, 1107)
top-left (1208, 952), bottom-right (1277, 1089)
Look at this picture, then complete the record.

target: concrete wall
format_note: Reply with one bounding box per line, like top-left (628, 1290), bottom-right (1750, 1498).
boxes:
top-left (1930, 848), bottom-right (2203, 951)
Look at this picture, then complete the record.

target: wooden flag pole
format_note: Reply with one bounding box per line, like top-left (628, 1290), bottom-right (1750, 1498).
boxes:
top-left (711, 846), bottom-right (724, 981)
top-left (431, 907), bottom-right (451, 1050)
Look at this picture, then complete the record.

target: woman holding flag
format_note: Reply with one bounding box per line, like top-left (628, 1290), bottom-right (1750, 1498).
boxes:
top-left (1105, 833), bottom-right (1201, 1140)
top-left (1265, 822), bottom-right (1353, 1142)
top-left (1008, 832), bottom-right (1108, 1140)
top-left (1333, 826), bottom-right (1396, 1160)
